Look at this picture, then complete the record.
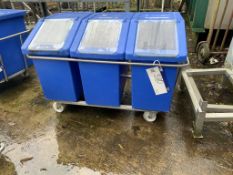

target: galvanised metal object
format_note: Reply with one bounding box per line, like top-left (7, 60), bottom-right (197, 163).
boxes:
top-left (181, 38), bottom-right (233, 138)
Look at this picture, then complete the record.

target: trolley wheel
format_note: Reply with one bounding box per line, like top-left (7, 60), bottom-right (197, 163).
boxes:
top-left (53, 102), bottom-right (65, 113)
top-left (143, 111), bottom-right (158, 122)
top-left (197, 42), bottom-right (210, 63)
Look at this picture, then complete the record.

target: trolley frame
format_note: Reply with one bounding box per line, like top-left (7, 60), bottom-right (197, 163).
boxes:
top-left (0, 30), bottom-right (31, 84)
top-left (181, 67), bottom-right (233, 138)
top-left (27, 54), bottom-right (189, 122)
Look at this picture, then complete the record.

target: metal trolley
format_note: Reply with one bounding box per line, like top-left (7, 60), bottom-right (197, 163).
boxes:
top-left (196, 0), bottom-right (233, 63)
top-left (27, 54), bottom-right (189, 122)
top-left (0, 30), bottom-right (31, 84)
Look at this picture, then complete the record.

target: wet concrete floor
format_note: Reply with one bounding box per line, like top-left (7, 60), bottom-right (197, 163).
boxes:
top-left (0, 60), bottom-right (232, 175)
top-left (0, 18), bottom-right (233, 175)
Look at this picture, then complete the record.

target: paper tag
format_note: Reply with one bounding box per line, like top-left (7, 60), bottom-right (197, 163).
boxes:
top-left (0, 67), bottom-right (2, 73)
top-left (146, 67), bottom-right (168, 95)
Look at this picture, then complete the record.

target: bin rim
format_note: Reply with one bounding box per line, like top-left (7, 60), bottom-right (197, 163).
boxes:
top-left (0, 9), bottom-right (26, 21)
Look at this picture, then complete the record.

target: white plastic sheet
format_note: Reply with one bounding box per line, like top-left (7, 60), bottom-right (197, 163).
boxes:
top-left (29, 19), bottom-right (74, 51)
top-left (78, 20), bottom-right (122, 54)
top-left (135, 20), bottom-right (178, 57)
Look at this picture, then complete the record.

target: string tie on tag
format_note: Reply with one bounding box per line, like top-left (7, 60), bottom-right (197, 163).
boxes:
top-left (153, 60), bottom-right (162, 71)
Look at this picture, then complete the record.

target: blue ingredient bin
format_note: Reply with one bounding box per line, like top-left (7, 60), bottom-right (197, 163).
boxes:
top-left (126, 12), bottom-right (187, 112)
top-left (70, 12), bottom-right (133, 106)
top-left (0, 9), bottom-right (32, 82)
top-left (22, 12), bottom-right (91, 101)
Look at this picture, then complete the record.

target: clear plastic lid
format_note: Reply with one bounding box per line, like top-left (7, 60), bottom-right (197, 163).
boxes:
top-left (28, 19), bottom-right (74, 51)
top-left (78, 19), bottom-right (122, 54)
top-left (134, 20), bottom-right (178, 57)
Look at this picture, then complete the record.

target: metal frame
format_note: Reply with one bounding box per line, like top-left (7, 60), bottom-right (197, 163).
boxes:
top-left (135, 0), bottom-right (170, 12)
top-left (7, 0), bottom-right (131, 12)
top-left (56, 100), bottom-right (144, 111)
top-left (27, 54), bottom-right (189, 121)
top-left (27, 55), bottom-right (189, 67)
top-left (6, 0), bottom-right (174, 15)
top-left (0, 30), bottom-right (31, 84)
top-left (181, 67), bottom-right (233, 138)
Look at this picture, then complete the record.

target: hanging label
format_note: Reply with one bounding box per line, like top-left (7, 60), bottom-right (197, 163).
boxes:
top-left (146, 67), bottom-right (168, 95)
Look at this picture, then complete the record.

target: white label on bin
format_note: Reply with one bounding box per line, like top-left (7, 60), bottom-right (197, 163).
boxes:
top-left (146, 67), bottom-right (167, 95)
top-left (0, 67), bottom-right (2, 73)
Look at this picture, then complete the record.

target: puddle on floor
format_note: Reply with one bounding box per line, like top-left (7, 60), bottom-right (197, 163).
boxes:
top-left (1, 119), bottom-right (101, 175)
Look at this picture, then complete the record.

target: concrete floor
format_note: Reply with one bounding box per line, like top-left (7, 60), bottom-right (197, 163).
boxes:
top-left (0, 58), bottom-right (232, 175)
top-left (0, 18), bottom-right (233, 175)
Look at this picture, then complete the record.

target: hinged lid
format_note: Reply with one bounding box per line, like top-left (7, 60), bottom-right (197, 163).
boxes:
top-left (126, 12), bottom-right (187, 63)
top-left (28, 19), bottom-right (74, 51)
top-left (78, 19), bottom-right (122, 54)
top-left (22, 12), bottom-right (92, 56)
top-left (70, 12), bottom-right (133, 60)
top-left (135, 19), bottom-right (178, 57)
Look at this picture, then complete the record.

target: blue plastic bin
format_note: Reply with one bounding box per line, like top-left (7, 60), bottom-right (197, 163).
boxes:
top-left (126, 12), bottom-right (187, 112)
top-left (70, 12), bottom-right (133, 106)
top-left (0, 9), bottom-right (32, 82)
top-left (22, 12), bottom-right (91, 101)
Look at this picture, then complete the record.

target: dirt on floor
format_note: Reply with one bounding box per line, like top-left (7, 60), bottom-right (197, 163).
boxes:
top-left (0, 58), bottom-right (232, 175)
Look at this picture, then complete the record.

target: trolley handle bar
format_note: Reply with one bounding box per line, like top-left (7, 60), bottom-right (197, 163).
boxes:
top-left (0, 30), bottom-right (31, 41)
top-left (26, 55), bottom-right (190, 68)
